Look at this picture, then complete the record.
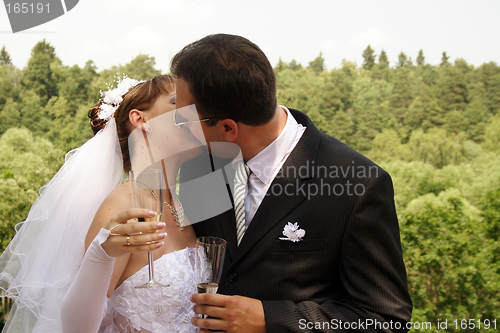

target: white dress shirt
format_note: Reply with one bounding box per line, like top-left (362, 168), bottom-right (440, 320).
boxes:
top-left (243, 106), bottom-right (305, 228)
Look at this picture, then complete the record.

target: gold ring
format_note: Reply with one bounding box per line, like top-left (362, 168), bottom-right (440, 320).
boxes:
top-left (126, 235), bottom-right (130, 246)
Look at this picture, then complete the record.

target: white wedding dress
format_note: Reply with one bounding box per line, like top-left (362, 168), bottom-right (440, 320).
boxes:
top-left (100, 248), bottom-right (197, 333)
top-left (0, 118), bottom-right (198, 333)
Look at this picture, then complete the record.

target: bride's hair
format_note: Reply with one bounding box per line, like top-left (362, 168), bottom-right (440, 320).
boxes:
top-left (88, 75), bottom-right (176, 172)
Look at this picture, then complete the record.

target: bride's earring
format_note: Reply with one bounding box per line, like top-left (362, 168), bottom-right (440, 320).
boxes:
top-left (144, 121), bottom-right (153, 134)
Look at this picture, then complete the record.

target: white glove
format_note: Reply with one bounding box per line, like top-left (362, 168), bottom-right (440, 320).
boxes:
top-left (61, 229), bottom-right (114, 333)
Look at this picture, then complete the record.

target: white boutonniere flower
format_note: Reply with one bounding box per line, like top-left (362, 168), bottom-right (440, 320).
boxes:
top-left (279, 222), bottom-right (305, 242)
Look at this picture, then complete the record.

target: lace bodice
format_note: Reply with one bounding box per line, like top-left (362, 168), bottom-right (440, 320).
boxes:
top-left (99, 248), bottom-right (197, 333)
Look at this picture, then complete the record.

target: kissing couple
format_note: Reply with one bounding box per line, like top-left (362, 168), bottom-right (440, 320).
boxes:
top-left (0, 34), bottom-right (412, 333)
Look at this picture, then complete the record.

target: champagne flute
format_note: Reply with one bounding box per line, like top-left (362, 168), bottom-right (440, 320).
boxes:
top-left (129, 169), bottom-right (168, 288)
top-left (195, 236), bottom-right (227, 295)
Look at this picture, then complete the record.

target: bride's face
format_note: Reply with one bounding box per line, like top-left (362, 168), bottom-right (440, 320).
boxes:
top-left (145, 91), bottom-right (204, 163)
top-left (147, 91), bottom-right (177, 119)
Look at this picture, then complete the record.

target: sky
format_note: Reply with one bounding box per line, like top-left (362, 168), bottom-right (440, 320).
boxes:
top-left (0, 0), bottom-right (499, 73)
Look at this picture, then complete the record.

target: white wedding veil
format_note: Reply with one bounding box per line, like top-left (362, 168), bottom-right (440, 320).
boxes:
top-left (0, 118), bottom-right (123, 332)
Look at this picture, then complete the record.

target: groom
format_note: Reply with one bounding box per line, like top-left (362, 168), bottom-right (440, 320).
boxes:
top-left (174, 34), bottom-right (412, 332)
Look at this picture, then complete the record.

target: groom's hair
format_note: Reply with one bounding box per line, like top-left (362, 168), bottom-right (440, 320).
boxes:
top-left (171, 34), bottom-right (277, 126)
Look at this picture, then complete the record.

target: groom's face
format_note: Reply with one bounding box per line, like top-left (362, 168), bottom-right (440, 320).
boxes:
top-left (176, 78), bottom-right (220, 145)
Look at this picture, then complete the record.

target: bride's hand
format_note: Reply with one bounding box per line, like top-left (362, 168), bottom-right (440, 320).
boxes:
top-left (101, 208), bottom-right (166, 257)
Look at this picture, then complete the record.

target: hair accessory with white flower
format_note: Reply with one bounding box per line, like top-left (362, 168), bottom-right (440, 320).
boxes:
top-left (98, 75), bottom-right (144, 121)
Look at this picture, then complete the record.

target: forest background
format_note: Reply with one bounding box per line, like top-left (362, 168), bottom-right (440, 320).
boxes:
top-left (0, 41), bottom-right (499, 332)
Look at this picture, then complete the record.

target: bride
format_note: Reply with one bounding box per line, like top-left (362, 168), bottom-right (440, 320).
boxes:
top-left (0, 75), bottom-right (203, 333)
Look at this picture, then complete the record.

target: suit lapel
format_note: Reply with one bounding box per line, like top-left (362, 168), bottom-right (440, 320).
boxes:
top-left (231, 110), bottom-right (322, 266)
top-left (215, 164), bottom-right (238, 261)
top-left (213, 205), bottom-right (238, 261)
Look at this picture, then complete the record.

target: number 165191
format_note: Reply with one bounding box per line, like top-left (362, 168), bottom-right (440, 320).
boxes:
top-left (453, 319), bottom-right (497, 330)
top-left (6, 3), bottom-right (49, 14)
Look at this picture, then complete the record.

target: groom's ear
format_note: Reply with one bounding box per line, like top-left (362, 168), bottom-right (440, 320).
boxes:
top-left (217, 119), bottom-right (239, 142)
top-left (129, 109), bottom-right (146, 129)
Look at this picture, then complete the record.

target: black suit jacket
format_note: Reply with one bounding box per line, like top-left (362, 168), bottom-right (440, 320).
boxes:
top-left (180, 109), bottom-right (412, 332)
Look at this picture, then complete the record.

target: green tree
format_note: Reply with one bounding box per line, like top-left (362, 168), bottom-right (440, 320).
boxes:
top-left (486, 73), bottom-right (500, 114)
top-left (458, 83), bottom-right (489, 141)
top-left (55, 64), bottom-right (97, 112)
top-left (483, 114), bottom-right (500, 152)
top-left (306, 106), bottom-right (329, 133)
top-left (0, 46), bottom-right (12, 65)
top-left (333, 65), bottom-right (355, 110)
top-left (390, 66), bottom-right (418, 128)
top-left (481, 179), bottom-right (500, 240)
top-left (379, 49), bottom-right (388, 67)
top-left (351, 77), bottom-right (392, 151)
top-left (416, 49), bottom-right (425, 66)
top-left (274, 58), bottom-right (288, 72)
top-left (401, 189), bottom-right (500, 327)
top-left (454, 58), bottom-right (472, 76)
top-left (476, 62), bottom-right (500, 114)
top-left (314, 74), bottom-right (343, 120)
top-left (47, 103), bottom-right (93, 152)
top-left (328, 109), bottom-right (355, 146)
top-left (408, 57), bottom-right (416, 69)
top-left (367, 129), bottom-right (406, 163)
top-left (83, 60), bottom-right (100, 102)
top-left (275, 66), bottom-right (320, 111)
top-left (371, 50), bottom-right (390, 81)
top-left (308, 52), bottom-right (326, 74)
top-left (440, 51), bottom-right (450, 67)
top-left (391, 68), bottom-right (413, 111)
top-left (0, 98), bottom-right (21, 135)
top-left (382, 160), bottom-right (447, 210)
top-left (21, 40), bottom-right (59, 103)
top-left (17, 90), bottom-right (50, 137)
top-left (341, 60), bottom-right (358, 78)
top-left (396, 51), bottom-right (411, 68)
top-left (362, 45), bottom-right (376, 70)
top-left (407, 86), bottom-right (445, 130)
top-left (437, 66), bottom-right (468, 113)
top-left (288, 59), bottom-right (303, 71)
top-left (0, 128), bottom-right (64, 252)
top-left (120, 54), bottom-right (162, 80)
top-left (415, 62), bottom-right (438, 87)
top-left (407, 128), bottom-right (468, 168)
top-left (0, 62), bottom-right (20, 110)
top-left (275, 68), bottom-right (300, 108)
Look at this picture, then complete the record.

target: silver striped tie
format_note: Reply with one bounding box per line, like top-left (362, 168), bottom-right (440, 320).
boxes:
top-left (233, 160), bottom-right (250, 246)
